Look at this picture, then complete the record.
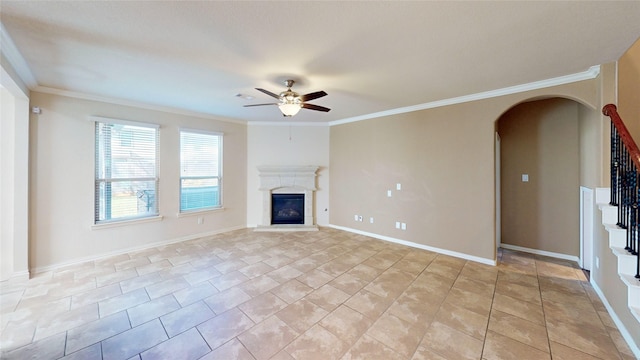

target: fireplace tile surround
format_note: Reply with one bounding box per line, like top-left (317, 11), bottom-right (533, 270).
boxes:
top-left (255, 165), bottom-right (319, 232)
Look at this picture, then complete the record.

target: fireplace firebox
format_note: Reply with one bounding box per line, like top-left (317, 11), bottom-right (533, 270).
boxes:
top-left (271, 194), bottom-right (304, 225)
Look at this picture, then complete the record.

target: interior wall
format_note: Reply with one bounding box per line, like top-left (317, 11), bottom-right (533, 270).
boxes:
top-left (618, 36), bottom-right (640, 141)
top-left (498, 98), bottom-right (580, 256)
top-left (28, 91), bottom-right (247, 271)
top-left (329, 78), bottom-right (598, 263)
top-left (1, 60), bottom-right (30, 281)
top-left (246, 124), bottom-right (330, 227)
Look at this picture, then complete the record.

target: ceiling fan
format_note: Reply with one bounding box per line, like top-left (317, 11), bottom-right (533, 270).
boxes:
top-left (244, 80), bottom-right (330, 117)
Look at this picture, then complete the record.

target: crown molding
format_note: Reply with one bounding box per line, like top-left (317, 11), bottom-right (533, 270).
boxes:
top-left (247, 121), bottom-right (329, 127)
top-left (0, 22), bottom-right (37, 89)
top-left (329, 65), bottom-right (601, 126)
top-left (33, 85), bottom-right (247, 125)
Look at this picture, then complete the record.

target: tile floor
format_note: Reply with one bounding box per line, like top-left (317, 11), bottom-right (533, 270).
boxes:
top-left (0, 227), bottom-right (636, 359)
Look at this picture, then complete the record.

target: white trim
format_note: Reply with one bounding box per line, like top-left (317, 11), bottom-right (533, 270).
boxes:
top-left (177, 207), bottom-right (225, 218)
top-left (247, 121), bottom-right (328, 127)
top-left (580, 186), bottom-right (594, 270)
top-left (329, 65), bottom-right (601, 126)
top-left (31, 225), bottom-right (245, 275)
top-left (499, 243), bottom-right (580, 263)
top-left (91, 215), bottom-right (163, 230)
top-left (34, 86), bottom-right (247, 125)
top-left (0, 22), bottom-right (37, 88)
top-left (328, 224), bottom-right (496, 266)
top-left (89, 115), bottom-right (160, 129)
top-left (590, 279), bottom-right (640, 358)
top-left (179, 128), bottom-right (224, 136)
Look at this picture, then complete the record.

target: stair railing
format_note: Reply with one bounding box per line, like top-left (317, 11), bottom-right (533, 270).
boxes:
top-left (603, 103), bottom-right (640, 280)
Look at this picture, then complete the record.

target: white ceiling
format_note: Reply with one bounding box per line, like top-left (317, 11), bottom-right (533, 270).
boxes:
top-left (2, 1), bottom-right (640, 124)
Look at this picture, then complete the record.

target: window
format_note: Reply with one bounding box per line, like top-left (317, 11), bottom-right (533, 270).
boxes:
top-left (95, 119), bottom-right (159, 223)
top-left (180, 130), bottom-right (222, 212)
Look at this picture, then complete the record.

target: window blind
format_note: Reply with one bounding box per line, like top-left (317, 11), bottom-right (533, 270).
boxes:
top-left (180, 130), bottom-right (222, 211)
top-left (95, 121), bottom-right (159, 223)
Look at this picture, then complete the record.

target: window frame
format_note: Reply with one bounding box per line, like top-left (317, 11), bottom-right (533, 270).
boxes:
top-left (179, 128), bottom-right (223, 213)
top-left (93, 116), bottom-right (160, 225)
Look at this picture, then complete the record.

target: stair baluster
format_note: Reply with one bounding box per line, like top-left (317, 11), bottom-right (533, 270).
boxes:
top-left (604, 104), bottom-right (640, 280)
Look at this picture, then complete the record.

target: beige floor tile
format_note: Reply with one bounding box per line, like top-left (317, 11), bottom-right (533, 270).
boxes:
top-left (366, 312), bottom-right (426, 357)
top-left (200, 338), bottom-right (256, 360)
top-left (203, 287), bottom-right (252, 315)
top-left (434, 301), bottom-right (488, 340)
top-left (344, 289), bottom-right (394, 319)
top-left (239, 316), bottom-right (299, 360)
top-left (270, 279), bottom-right (314, 304)
top-left (1, 228), bottom-right (635, 360)
top-left (495, 280), bottom-right (542, 305)
top-left (420, 321), bottom-right (484, 360)
top-left (276, 299), bottom-right (328, 333)
top-left (549, 341), bottom-right (601, 360)
top-left (306, 284), bottom-right (350, 312)
top-left (341, 334), bottom-right (405, 360)
top-left (319, 304), bottom-right (374, 346)
top-left (285, 324), bottom-right (348, 360)
top-left (442, 287), bottom-right (493, 316)
top-left (546, 317), bottom-right (622, 360)
top-left (491, 292), bottom-right (545, 325)
top-left (197, 308), bottom-right (255, 350)
top-left (238, 292), bottom-right (289, 323)
top-left (488, 309), bottom-right (549, 352)
top-left (482, 330), bottom-right (551, 360)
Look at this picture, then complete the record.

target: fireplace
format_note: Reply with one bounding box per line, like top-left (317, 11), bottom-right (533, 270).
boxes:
top-left (256, 165), bottom-right (319, 231)
top-left (271, 194), bottom-right (304, 224)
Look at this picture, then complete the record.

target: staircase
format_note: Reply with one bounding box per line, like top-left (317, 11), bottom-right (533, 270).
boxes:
top-left (600, 104), bottom-right (640, 323)
top-left (597, 190), bottom-right (640, 322)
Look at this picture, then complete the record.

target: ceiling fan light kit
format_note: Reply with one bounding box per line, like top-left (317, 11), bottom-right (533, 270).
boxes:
top-left (245, 79), bottom-right (330, 117)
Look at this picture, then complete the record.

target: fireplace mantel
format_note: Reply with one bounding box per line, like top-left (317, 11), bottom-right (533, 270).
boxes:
top-left (255, 165), bottom-right (319, 231)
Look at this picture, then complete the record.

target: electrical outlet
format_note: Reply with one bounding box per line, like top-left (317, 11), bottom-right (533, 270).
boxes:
top-left (401, 222), bottom-right (406, 230)
top-left (395, 221), bottom-right (400, 229)
top-left (396, 183), bottom-right (402, 190)
top-left (197, 217), bottom-right (204, 225)
top-left (369, 217), bottom-right (374, 224)
top-left (354, 215), bottom-right (359, 221)
top-left (387, 190), bottom-right (392, 197)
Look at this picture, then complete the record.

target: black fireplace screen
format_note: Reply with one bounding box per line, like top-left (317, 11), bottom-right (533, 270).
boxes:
top-left (271, 194), bottom-right (304, 225)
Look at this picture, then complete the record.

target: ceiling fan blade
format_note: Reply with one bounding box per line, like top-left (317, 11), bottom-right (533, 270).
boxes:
top-left (243, 103), bottom-right (278, 107)
top-left (255, 88), bottom-right (280, 99)
top-left (300, 91), bottom-right (327, 102)
top-left (302, 103), bottom-right (331, 112)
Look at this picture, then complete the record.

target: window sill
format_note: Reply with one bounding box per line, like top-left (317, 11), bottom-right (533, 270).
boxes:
top-left (92, 215), bottom-right (164, 230)
top-left (177, 207), bottom-right (225, 218)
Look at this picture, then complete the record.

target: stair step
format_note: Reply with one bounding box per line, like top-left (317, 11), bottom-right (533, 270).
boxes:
top-left (599, 204), bottom-right (618, 224)
top-left (620, 273), bottom-right (640, 308)
top-left (604, 223), bottom-right (627, 248)
top-left (612, 246), bottom-right (639, 276)
top-left (597, 189), bottom-right (640, 336)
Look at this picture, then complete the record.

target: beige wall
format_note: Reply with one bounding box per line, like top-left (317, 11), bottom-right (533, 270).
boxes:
top-left (330, 79), bottom-right (599, 263)
top-left (28, 92), bottom-right (247, 270)
top-left (498, 98), bottom-right (580, 256)
top-left (618, 36), bottom-right (640, 141)
top-left (246, 124), bottom-right (330, 227)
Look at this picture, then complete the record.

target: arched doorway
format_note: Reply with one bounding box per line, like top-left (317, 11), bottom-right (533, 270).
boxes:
top-left (496, 97), bottom-right (598, 268)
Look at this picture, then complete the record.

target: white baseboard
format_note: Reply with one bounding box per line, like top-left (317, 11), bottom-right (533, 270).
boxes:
top-left (499, 243), bottom-right (580, 264)
top-left (590, 278), bottom-right (640, 358)
top-left (30, 225), bottom-right (246, 275)
top-left (327, 224), bottom-right (496, 266)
